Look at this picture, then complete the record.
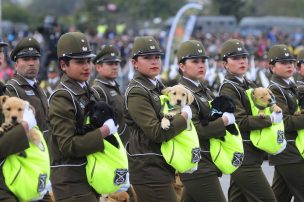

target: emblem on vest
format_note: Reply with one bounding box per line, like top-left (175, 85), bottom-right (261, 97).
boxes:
top-left (114, 169), bottom-right (128, 185)
top-left (37, 174), bottom-right (47, 193)
top-left (192, 147), bottom-right (201, 163)
top-left (277, 130), bottom-right (284, 144)
top-left (232, 152), bottom-right (244, 167)
top-left (152, 94), bottom-right (159, 101)
top-left (110, 90), bottom-right (118, 97)
top-left (79, 97), bottom-right (89, 109)
top-left (25, 90), bottom-right (35, 96)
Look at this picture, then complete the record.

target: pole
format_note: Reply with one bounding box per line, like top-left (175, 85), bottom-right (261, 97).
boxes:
top-left (163, 3), bottom-right (203, 72)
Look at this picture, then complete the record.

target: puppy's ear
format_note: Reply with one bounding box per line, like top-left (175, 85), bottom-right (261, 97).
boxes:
top-left (0, 95), bottom-right (9, 106)
top-left (161, 87), bottom-right (172, 95)
top-left (186, 89), bottom-right (194, 105)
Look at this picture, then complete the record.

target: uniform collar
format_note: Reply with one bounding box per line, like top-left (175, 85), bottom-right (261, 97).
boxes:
top-left (179, 76), bottom-right (207, 93)
top-left (95, 75), bottom-right (118, 87)
top-left (132, 72), bottom-right (163, 91)
top-left (271, 74), bottom-right (292, 89)
top-left (13, 73), bottom-right (36, 87)
top-left (60, 74), bottom-right (88, 95)
top-left (224, 73), bottom-right (249, 89)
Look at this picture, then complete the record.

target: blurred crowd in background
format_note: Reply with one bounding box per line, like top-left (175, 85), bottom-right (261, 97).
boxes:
top-left (1, 19), bottom-right (304, 96)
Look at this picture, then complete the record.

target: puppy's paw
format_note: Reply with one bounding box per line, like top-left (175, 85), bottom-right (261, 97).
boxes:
top-left (258, 112), bottom-right (265, 118)
top-left (1, 123), bottom-right (16, 132)
top-left (271, 105), bottom-right (282, 113)
top-left (165, 112), bottom-right (175, 119)
top-left (161, 118), bottom-right (171, 130)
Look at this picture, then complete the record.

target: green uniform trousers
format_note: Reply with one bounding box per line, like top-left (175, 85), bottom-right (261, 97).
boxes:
top-left (181, 174), bottom-right (226, 202)
top-left (133, 183), bottom-right (177, 202)
top-left (228, 166), bottom-right (277, 202)
top-left (272, 163), bottom-right (304, 202)
top-left (56, 191), bottom-right (99, 202)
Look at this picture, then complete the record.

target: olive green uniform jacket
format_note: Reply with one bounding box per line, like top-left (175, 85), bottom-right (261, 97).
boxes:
top-left (92, 75), bottom-right (130, 144)
top-left (219, 73), bottom-right (272, 166)
top-left (268, 74), bottom-right (304, 165)
top-left (0, 124), bottom-right (29, 200)
top-left (5, 73), bottom-right (49, 137)
top-left (296, 75), bottom-right (304, 110)
top-left (48, 74), bottom-right (105, 200)
top-left (179, 77), bottom-right (225, 181)
top-left (124, 72), bottom-right (187, 184)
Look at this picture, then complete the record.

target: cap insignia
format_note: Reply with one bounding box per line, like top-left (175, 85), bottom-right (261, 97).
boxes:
top-left (285, 53), bottom-right (289, 56)
top-left (150, 45), bottom-right (155, 50)
top-left (82, 47), bottom-right (88, 51)
top-left (237, 47), bottom-right (242, 51)
top-left (111, 53), bottom-right (115, 56)
top-left (198, 49), bottom-right (202, 53)
top-left (29, 47), bottom-right (33, 51)
top-left (81, 39), bottom-right (85, 43)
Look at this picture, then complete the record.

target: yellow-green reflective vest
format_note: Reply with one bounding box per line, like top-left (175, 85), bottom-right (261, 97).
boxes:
top-left (86, 132), bottom-right (128, 194)
top-left (245, 88), bottom-right (286, 155)
top-left (296, 106), bottom-right (304, 158)
top-left (2, 127), bottom-right (50, 201)
top-left (159, 95), bottom-right (201, 173)
top-left (208, 102), bottom-right (244, 174)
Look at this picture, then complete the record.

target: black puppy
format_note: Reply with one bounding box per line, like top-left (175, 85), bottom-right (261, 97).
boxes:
top-left (76, 101), bottom-right (119, 148)
top-left (210, 95), bottom-right (238, 136)
top-left (201, 95), bottom-right (238, 140)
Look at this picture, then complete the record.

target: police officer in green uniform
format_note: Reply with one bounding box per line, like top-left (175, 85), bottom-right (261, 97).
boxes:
top-left (4, 36), bottom-right (52, 202)
top-left (177, 40), bottom-right (230, 202)
top-left (296, 50), bottom-right (304, 108)
top-left (268, 45), bottom-right (304, 202)
top-left (0, 40), bottom-right (8, 95)
top-left (219, 39), bottom-right (277, 202)
top-left (124, 36), bottom-right (192, 202)
top-left (40, 60), bottom-right (61, 98)
top-left (92, 45), bottom-right (130, 145)
top-left (48, 32), bottom-right (118, 201)
top-left (5, 37), bottom-right (49, 138)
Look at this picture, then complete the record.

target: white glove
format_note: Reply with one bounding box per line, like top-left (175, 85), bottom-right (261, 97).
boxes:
top-left (103, 119), bottom-right (118, 135)
top-left (222, 112), bottom-right (235, 125)
top-left (117, 172), bottom-right (130, 192)
top-left (184, 164), bottom-right (198, 173)
top-left (181, 105), bottom-right (192, 120)
top-left (270, 112), bottom-right (283, 124)
top-left (22, 104), bottom-right (37, 130)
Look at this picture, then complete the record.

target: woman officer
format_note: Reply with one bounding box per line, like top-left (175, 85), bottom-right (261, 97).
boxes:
top-left (177, 40), bottom-right (233, 202)
top-left (268, 45), bottom-right (304, 202)
top-left (219, 39), bottom-right (277, 202)
top-left (124, 36), bottom-right (192, 202)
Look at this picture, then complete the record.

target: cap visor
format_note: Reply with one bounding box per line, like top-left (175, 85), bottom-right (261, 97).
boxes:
top-left (228, 52), bottom-right (249, 57)
top-left (69, 53), bottom-right (96, 59)
top-left (276, 58), bottom-right (296, 62)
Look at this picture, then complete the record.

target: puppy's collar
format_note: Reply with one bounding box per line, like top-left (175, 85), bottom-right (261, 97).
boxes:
top-left (166, 100), bottom-right (175, 111)
top-left (210, 108), bottom-right (223, 116)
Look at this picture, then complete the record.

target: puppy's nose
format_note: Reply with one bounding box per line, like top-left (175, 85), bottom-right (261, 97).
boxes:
top-left (176, 100), bottom-right (181, 105)
top-left (11, 116), bottom-right (17, 123)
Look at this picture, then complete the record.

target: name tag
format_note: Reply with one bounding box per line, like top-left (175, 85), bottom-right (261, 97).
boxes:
top-left (25, 90), bottom-right (35, 96)
top-left (110, 90), bottom-right (118, 97)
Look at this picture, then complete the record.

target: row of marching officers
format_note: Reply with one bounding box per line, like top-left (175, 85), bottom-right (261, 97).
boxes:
top-left (0, 31), bottom-right (304, 202)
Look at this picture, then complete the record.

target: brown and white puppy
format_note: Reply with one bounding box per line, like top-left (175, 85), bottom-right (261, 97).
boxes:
top-left (251, 87), bottom-right (282, 117)
top-left (161, 84), bottom-right (194, 130)
top-left (0, 96), bottom-right (42, 149)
